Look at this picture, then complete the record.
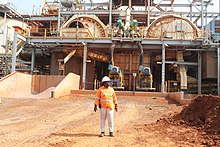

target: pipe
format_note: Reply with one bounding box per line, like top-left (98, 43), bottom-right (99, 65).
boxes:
top-left (198, 51), bottom-right (202, 94)
top-left (124, 8), bottom-right (131, 32)
top-left (137, 42), bottom-right (144, 65)
top-left (82, 42), bottom-right (88, 90)
top-left (129, 0), bottom-right (131, 9)
top-left (161, 42), bottom-right (166, 92)
top-left (109, 42), bottom-right (116, 65)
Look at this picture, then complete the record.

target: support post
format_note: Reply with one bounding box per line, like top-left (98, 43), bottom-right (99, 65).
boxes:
top-left (109, 0), bottom-right (112, 29)
top-left (2, 12), bottom-right (7, 53)
top-left (31, 48), bottom-right (36, 74)
top-left (198, 51), bottom-right (202, 94)
top-left (218, 47), bottom-right (220, 95)
top-left (12, 31), bottom-right (18, 72)
top-left (190, 4), bottom-right (192, 21)
top-left (58, 0), bottom-right (61, 33)
top-left (205, 5), bottom-right (207, 28)
top-left (133, 73), bottom-right (136, 95)
top-left (201, 0), bottom-right (204, 37)
top-left (147, 0), bottom-right (150, 26)
top-left (161, 43), bottom-right (166, 92)
top-left (82, 42), bottom-right (87, 90)
top-left (5, 26), bottom-right (9, 54)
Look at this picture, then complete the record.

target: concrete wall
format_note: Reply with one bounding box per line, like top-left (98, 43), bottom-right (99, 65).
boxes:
top-left (51, 73), bottom-right (80, 98)
top-left (168, 92), bottom-right (192, 105)
top-left (0, 72), bottom-right (32, 98)
top-left (202, 52), bottom-right (217, 79)
top-left (32, 75), bottom-right (65, 93)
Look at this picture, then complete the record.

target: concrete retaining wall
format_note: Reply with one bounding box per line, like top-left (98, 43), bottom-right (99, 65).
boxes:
top-left (168, 92), bottom-right (192, 105)
top-left (51, 73), bottom-right (80, 98)
top-left (0, 72), bottom-right (32, 98)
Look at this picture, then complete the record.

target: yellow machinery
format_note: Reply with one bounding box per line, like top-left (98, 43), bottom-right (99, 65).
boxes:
top-left (136, 65), bottom-right (155, 91)
top-left (108, 65), bottom-right (124, 90)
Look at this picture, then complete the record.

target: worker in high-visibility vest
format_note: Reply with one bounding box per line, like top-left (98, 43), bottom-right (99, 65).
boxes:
top-left (94, 76), bottom-right (118, 137)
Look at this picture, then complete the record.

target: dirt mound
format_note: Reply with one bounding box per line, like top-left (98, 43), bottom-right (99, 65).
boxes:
top-left (134, 95), bottom-right (220, 146)
top-left (176, 95), bottom-right (220, 135)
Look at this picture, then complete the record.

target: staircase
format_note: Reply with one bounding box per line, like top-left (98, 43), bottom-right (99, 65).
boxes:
top-left (0, 33), bottom-right (30, 79)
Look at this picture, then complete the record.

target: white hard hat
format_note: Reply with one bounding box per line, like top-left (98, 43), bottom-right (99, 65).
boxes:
top-left (102, 76), bottom-right (110, 82)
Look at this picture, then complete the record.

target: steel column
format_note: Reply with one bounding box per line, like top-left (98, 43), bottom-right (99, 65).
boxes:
top-left (12, 31), bottom-right (18, 72)
top-left (161, 43), bottom-right (166, 92)
top-left (205, 5), bottom-right (208, 27)
top-left (5, 26), bottom-right (9, 53)
top-left (148, 0), bottom-right (150, 26)
top-left (82, 42), bottom-right (88, 90)
top-left (58, 0), bottom-right (61, 33)
top-left (198, 51), bottom-right (202, 94)
top-left (190, 4), bottom-right (192, 21)
top-left (109, 0), bottom-right (112, 28)
top-left (218, 47), bottom-right (220, 95)
top-left (201, 0), bottom-right (204, 36)
top-left (31, 48), bottom-right (36, 74)
top-left (2, 12), bottom-right (7, 53)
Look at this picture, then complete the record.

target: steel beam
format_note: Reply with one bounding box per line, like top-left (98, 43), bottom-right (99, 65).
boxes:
top-left (29, 38), bottom-right (203, 46)
top-left (60, 10), bottom-right (219, 16)
top-left (12, 31), bottom-right (17, 72)
top-left (157, 61), bottom-right (198, 66)
top-left (82, 42), bottom-right (87, 90)
top-left (28, 16), bottom-right (58, 21)
top-left (198, 51), bottom-right (202, 94)
top-left (74, 2), bottom-right (108, 7)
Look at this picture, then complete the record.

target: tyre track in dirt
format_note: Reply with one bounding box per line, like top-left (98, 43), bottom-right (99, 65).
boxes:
top-left (39, 99), bottom-right (143, 147)
top-left (0, 95), bottom-right (181, 146)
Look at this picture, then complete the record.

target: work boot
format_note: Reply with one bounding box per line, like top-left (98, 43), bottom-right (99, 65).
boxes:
top-left (99, 132), bottom-right (105, 137)
top-left (109, 132), bottom-right (114, 137)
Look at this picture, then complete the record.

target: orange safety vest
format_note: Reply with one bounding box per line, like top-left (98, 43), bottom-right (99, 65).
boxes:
top-left (95, 86), bottom-right (118, 110)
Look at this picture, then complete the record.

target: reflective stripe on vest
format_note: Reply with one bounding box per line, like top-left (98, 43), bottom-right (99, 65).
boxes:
top-left (100, 99), bottom-right (113, 102)
top-left (101, 93), bottom-right (113, 97)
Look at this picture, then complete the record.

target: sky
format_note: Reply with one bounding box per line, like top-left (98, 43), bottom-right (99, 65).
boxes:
top-left (8, 0), bottom-right (220, 22)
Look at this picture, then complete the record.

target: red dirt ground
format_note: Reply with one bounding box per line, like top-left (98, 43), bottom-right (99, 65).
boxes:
top-left (0, 94), bottom-right (219, 146)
